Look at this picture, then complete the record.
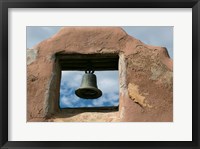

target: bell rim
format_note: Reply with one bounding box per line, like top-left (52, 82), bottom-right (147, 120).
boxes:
top-left (75, 87), bottom-right (102, 99)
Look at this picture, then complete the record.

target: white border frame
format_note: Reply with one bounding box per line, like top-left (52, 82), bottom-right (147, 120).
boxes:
top-left (8, 8), bottom-right (192, 141)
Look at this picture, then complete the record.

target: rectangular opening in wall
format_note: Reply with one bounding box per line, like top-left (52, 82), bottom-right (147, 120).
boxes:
top-left (57, 54), bottom-right (119, 110)
top-left (60, 71), bottom-right (119, 109)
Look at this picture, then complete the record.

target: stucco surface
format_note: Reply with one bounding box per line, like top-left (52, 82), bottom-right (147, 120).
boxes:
top-left (27, 27), bottom-right (173, 122)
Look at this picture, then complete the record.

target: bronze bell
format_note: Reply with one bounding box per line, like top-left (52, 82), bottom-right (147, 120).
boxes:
top-left (75, 70), bottom-right (102, 99)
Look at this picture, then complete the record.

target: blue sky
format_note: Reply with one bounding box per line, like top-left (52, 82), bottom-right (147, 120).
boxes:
top-left (27, 26), bottom-right (173, 108)
top-left (60, 71), bottom-right (119, 108)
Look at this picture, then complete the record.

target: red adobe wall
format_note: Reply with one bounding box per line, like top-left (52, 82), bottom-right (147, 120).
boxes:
top-left (27, 27), bottom-right (173, 122)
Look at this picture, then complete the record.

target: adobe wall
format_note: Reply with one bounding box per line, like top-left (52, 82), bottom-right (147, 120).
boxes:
top-left (27, 27), bottom-right (173, 122)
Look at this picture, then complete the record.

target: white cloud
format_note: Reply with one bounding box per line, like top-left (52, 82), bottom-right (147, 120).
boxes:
top-left (60, 94), bottom-right (82, 107)
top-left (95, 71), bottom-right (119, 94)
top-left (91, 93), bottom-right (119, 107)
top-left (106, 93), bottom-right (119, 101)
top-left (61, 71), bottom-right (83, 88)
top-left (61, 96), bottom-right (73, 107)
top-left (92, 96), bottom-right (107, 107)
top-left (98, 78), bottom-right (118, 94)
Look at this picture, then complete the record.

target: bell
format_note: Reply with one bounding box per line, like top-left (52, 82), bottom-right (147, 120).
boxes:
top-left (75, 71), bottom-right (102, 99)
